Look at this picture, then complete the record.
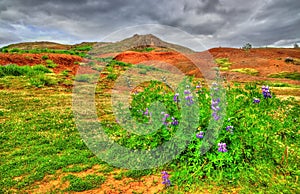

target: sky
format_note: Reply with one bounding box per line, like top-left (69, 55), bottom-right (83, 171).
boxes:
top-left (0, 0), bottom-right (299, 50)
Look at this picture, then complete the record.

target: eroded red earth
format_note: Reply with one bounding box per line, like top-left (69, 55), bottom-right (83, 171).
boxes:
top-left (1, 48), bottom-right (299, 85)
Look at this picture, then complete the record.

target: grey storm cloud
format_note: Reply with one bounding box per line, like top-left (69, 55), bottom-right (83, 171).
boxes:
top-left (0, 0), bottom-right (299, 49)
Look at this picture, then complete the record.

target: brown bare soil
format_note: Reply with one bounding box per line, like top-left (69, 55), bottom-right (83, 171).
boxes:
top-left (26, 165), bottom-right (164, 194)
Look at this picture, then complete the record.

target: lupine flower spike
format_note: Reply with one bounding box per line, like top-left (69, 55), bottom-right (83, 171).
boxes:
top-left (226, 126), bottom-right (234, 134)
top-left (211, 98), bottom-right (221, 121)
top-left (253, 98), bottom-right (260, 103)
top-left (218, 143), bottom-right (227, 152)
top-left (262, 85), bottom-right (272, 98)
top-left (196, 131), bottom-right (204, 139)
top-left (161, 171), bottom-right (171, 187)
top-left (173, 93), bottom-right (179, 103)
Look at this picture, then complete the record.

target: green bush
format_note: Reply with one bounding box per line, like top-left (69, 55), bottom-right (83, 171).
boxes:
top-left (29, 74), bottom-right (58, 88)
top-left (0, 64), bottom-right (52, 77)
top-left (42, 55), bottom-right (49, 60)
top-left (107, 73), bottom-right (117, 80)
top-left (215, 58), bottom-right (232, 69)
top-left (45, 59), bottom-right (58, 68)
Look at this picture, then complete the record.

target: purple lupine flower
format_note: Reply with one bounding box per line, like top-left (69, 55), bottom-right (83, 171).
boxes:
top-left (185, 95), bottom-right (194, 105)
top-left (143, 108), bottom-right (149, 116)
top-left (262, 85), bottom-right (272, 98)
top-left (161, 171), bottom-right (171, 187)
top-left (171, 117), bottom-right (179, 126)
top-left (226, 126), bottom-right (233, 131)
top-left (173, 93), bottom-right (179, 102)
top-left (196, 131), bottom-right (204, 139)
top-left (211, 98), bottom-right (221, 120)
top-left (218, 143), bottom-right (227, 152)
top-left (211, 105), bottom-right (220, 111)
top-left (211, 98), bottom-right (220, 106)
top-left (184, 89), bottom-right (191, 95)
top-left (196, 85), bottom-right (201, 89)
top-left (162, 113), bottom-right (170, 126)
top-left (253, 98), bottom-right (260, 103)
top-left (212, 112), bottom-right (220, 121)
top-left (226, 126), bottom-right (234, 134)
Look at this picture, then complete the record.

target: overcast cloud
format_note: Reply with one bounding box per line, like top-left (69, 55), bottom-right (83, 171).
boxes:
top-left (0, 0), bottom-right (299, 50)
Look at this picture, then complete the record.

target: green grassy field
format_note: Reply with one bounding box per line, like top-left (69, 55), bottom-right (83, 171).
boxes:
top-left (0, 59), bottom-right (299, 193)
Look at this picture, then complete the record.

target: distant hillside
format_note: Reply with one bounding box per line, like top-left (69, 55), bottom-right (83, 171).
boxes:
top-left (1, 41), bottom-right (99, 50)
top-left (90, 34), bottom-right (195, 54)
top-left (1, 34), bottom-right (194, 55)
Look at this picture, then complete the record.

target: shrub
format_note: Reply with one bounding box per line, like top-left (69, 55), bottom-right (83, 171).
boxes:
top-left (242, 43), bottom-right (252, 50)
top-left (107, 73), bottom-right (117, 80)
top-left (215, 58), bottom-right (232, 70)
top-left (29, 74), bottom-right (58, 87)
top-left (45, 59), bottom-right (58, 68)
top-left (0, 64), bottom-right (51, 77)
top-left (42, 55), bottom-right (49, 60)
top-left (61, 70), bottom-right (70, 76)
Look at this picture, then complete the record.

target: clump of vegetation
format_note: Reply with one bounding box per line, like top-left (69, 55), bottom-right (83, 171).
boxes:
top-left (284, 57), bottom-right (300, 65)
top-left (214, 58), bottom-right (232, 70)
top-left (0, 64), bottom-right (52, 77)
top-left (268, 71), bottom-right (300, 80)
top-left (107, 73), bottom-right (117, 80)
top-left (29, 74), bottom-right (58, 88)
top-left (72, 45), bottom-right (92, 52)
top-left (63, 174), bottom-right (106, 192)
top-left (75, 74), bottom-right (98, 82)
top-left (230, 68), bottom-right (259, 76)
top-left (61, 70), bottom-right (70, 77)
top-left (133, 47), bottom-right (155, 52)
top-left (0, 48), bottom-right (90, 58)
top-left (41, 55), bottom-right (49, 60)
top-left (242, 43), bottom-right (252, 51)
top-left (45, 59), bottom-right (58, 68)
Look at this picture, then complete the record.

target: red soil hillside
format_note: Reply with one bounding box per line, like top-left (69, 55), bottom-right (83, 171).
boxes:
top-left (115, 48), bottom-right (300, 85)
top-left (114, 51), bottom-right (204, 77)
top-left (0, 53), bottom-right (83, 75)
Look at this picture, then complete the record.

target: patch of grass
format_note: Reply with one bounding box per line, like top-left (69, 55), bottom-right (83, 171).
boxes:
top-left (0, 64), bottom-right (52, 77)
top-left (123, 170), bottom-right (152, 179)
top-left (133, 47), bottom-right (155, 52)
top-left (45, 59), bottom-right (58, 68)
top-left (29, 74), bottom-right (58, 88)
top-left (2, 48), bottom-right (89, 57)
top-left (230, 68), bottom-right (259, 76)
top-left (107, 73), bottom-right (117, 80)
top-left (61, 70), bottom-right (70, 77)
top-left (97, 166), bottom-right (114, 174)
top-left (42, 55), bottom-right (49, 60)
top-left (75, 74), bottom-right (98, 82)
top-left (63, 174), bottom-right (106, 192)
top-left (214, 58), bottom-right (232, 70)
top-left (62, 164), bottom-right (92, 173)
top-left (72, 45), bottom-right (92, 52)
top-left (268, 72), bottom-right (300, 80)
